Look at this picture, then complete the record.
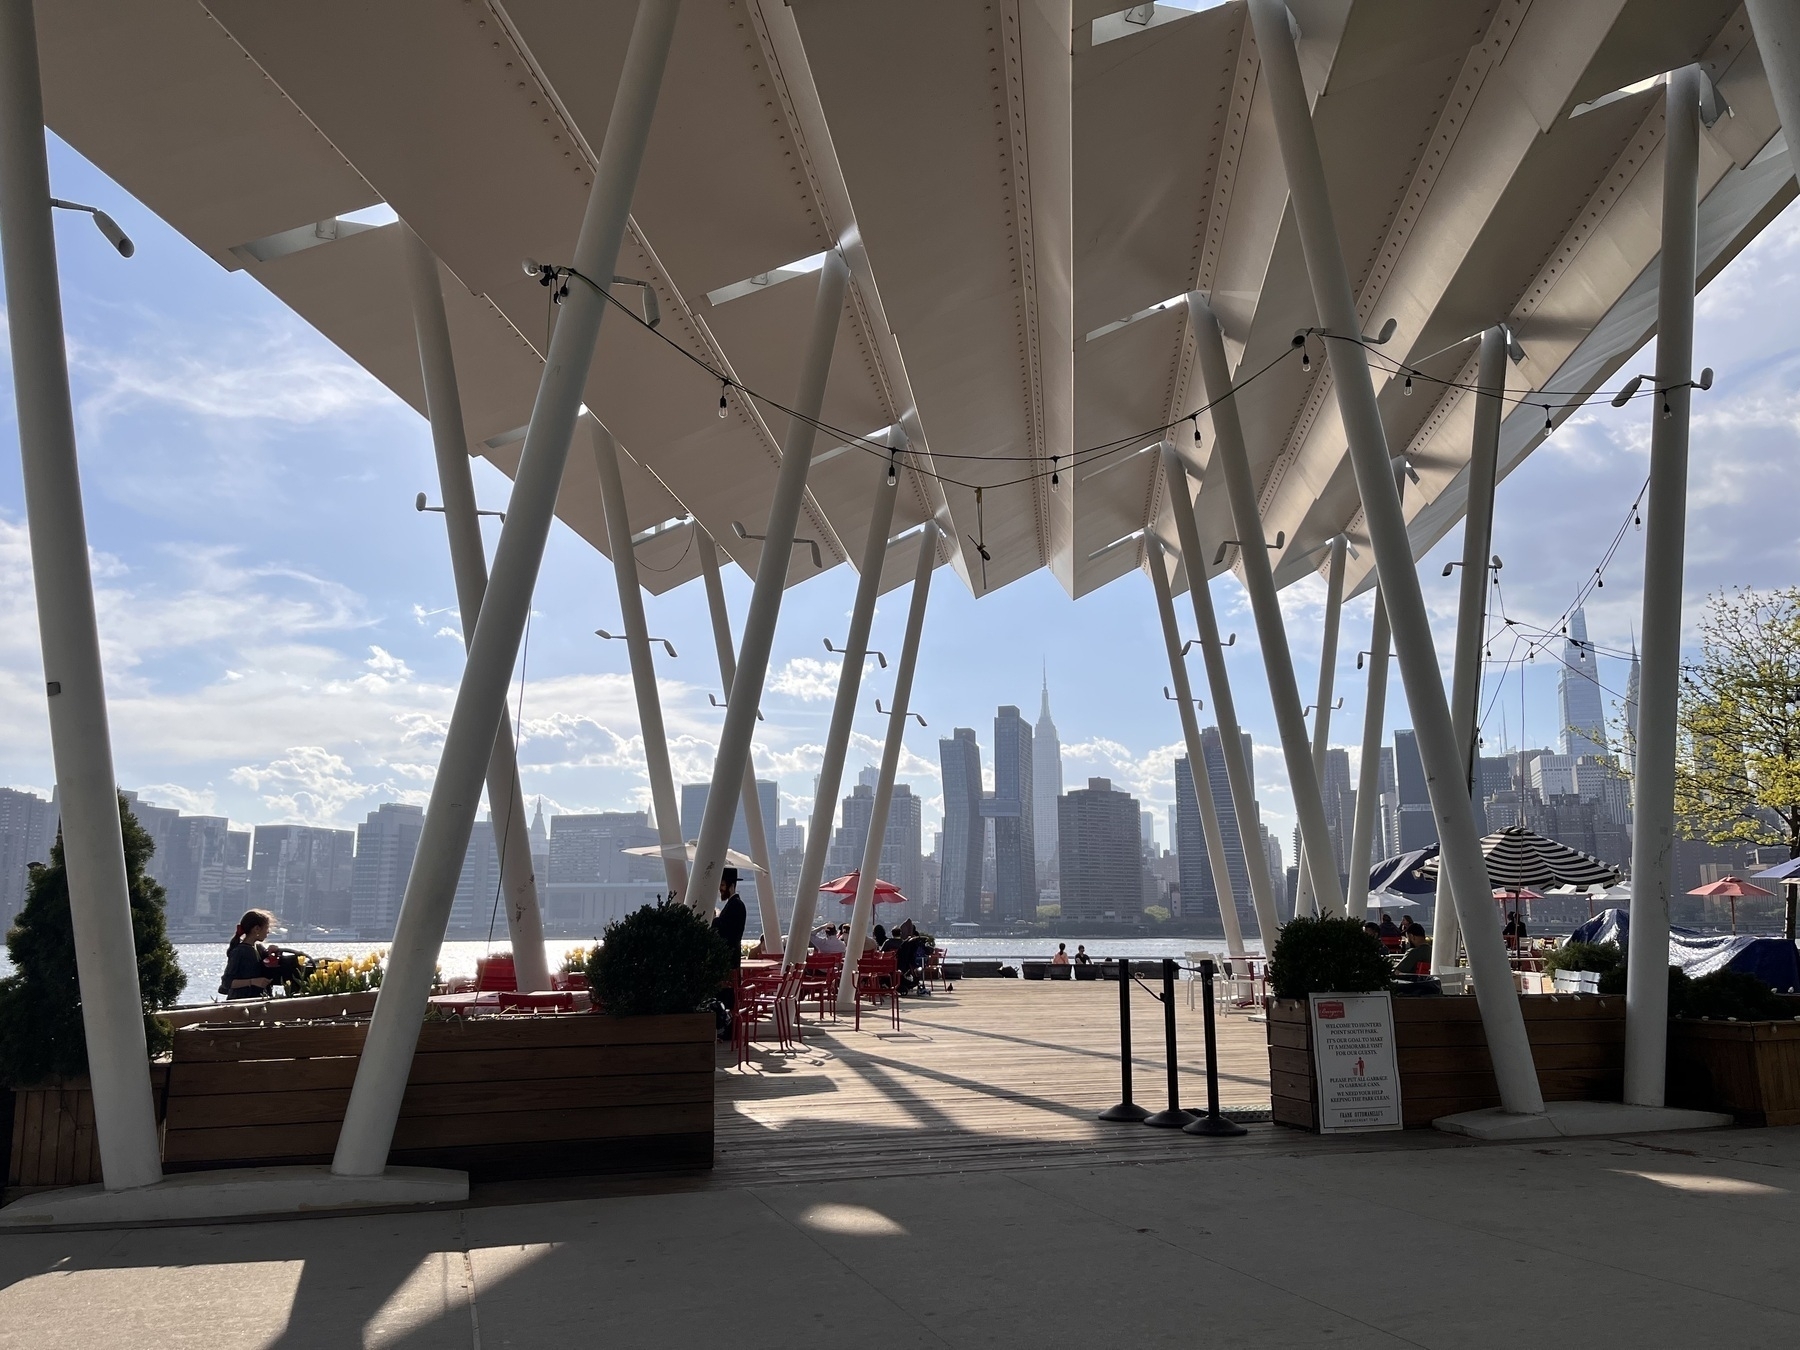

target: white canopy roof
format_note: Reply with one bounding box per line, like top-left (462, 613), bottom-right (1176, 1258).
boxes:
top-left (34, 1), bottom-right (1794, 601)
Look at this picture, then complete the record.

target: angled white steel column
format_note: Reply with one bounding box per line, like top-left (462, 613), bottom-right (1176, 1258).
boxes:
top-left (782, 451), bottom-right (896, 966)
top-left (697, 530), bottom-right (779, 947)
top-left (1626, 66), bottom-right (1702, 1107)
top-left (1161, 443), bottom-right (1282, 949)
top-left (1148, 541), bottom-right (1246, 958)
top-left (1184, 299), bottom-right (1345, 920)
top-left (333, 0), bottom-right (680, 1177)
top-left (590, 420), bottom-right (688, 902)
top-left (1432, 326), bottom-right (1507, 972)
top-left (1749, 2), bottom-right (1800, 143)
top-left (1346, 591), bottom-right (1391, 919)
top-left (1249, 0), bottom-right (1541, 1113)
top-left (0, 0), bottom-right (160, 1190)
top-left (1294, 535), bottom-right (1347, 917)
top-left (836, 524), bottom-right (937, 1009)
top-left (403, 225), bottom-right (551, 995)
top-left (692, 249), bottom-right (848, 912)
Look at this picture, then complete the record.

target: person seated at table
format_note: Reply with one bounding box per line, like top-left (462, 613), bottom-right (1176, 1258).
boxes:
top-left (1393, 929), bottom-right (1433, 977)
top-left (810, 923), bottom-right (845, 956)
top-left (1363, 921), bottom-right (1383, 941)
top-left (1051, 942), bottom-right (1071, 966)
top-left (220, 908), bottom-right (277, 999)
top-left (1073, 944), bottom-right (1091, 965)
top-left (873, 924), bottom-right (889, 949)
top-left (1503, 910), bottom-right (1527, 949)
top-left (1403, 917), bottom-right (1426, 938)
top-left (1377, 912), bottom-right (1400, 939)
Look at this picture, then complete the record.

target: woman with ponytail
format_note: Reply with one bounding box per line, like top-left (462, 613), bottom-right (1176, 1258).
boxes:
top-left (220, 908), bottom-right (277, 998)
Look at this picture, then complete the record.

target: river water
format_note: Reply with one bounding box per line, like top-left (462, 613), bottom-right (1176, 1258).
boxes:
top-left (0, 934), bottom-right (1262, 1005)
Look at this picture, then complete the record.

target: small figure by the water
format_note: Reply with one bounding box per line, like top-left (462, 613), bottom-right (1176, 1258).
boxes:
top-left (220, 908), bottom-right (275, 999)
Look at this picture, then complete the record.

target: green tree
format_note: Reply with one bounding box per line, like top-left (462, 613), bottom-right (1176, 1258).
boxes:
top-left (0, 795), bottom-right (186, 1086)
top-left (1674, 586), bottom-right (1800, 862)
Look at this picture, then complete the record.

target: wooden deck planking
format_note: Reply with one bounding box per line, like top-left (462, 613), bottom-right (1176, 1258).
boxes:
top-left (714, 980), bottom-right (1276, 1182)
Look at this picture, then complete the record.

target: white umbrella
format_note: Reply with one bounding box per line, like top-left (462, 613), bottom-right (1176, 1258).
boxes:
top-left (1366, 891), bottom-right (1422, 911)
top-left (624, 839), bottom-right (760, 870)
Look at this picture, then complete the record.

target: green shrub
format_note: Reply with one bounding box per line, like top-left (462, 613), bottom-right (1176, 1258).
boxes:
top-left (1543, 941), bottom-right (1623, 978)
top-left (585, 902), bottom-right (731, 1017)
top-left (1597, 961), bottom-right (1690, 1016)
top-left (0, 796), bottom-right (186, 1086)
top-left (1267, 915), bottom-right (1393, 1000)
top-left (1682, 969), bottom-right (1792, 1021)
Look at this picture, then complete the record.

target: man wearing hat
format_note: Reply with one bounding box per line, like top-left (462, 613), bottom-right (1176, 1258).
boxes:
top-left (711, 867), bottom-right (748, 1042)
top-left (713, 866), bottom-right (747, 964)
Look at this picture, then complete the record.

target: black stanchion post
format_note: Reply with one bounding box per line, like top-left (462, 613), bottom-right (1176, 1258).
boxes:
top-left (1185, 958), bottom-right (1247, 1137)
top-left (1144, 958), bottom-right (1195, 1127)
top-left (1099, 958), bottom-right (1149, 1122)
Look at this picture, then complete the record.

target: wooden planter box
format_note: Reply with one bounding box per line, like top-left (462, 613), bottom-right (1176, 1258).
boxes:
top-left (1669, 1018), bottom-right (1800, 1125)
top-left (1268, 994), bottom-right (1625, 1130)
top-left (7, 1068), bottom-right (171, 1190)
top-left (7, 1013), bottom-right (713, 1190)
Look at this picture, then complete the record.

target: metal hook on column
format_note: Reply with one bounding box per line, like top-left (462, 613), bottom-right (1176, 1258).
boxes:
top-left (825, 637), bottom-right (886, 669)
top-left (1212, 531), bottom-right (1283, 567)
top-left (596, 628), bottom-right (676, 660)
top-left (732, 520), bottom-right (823, 570)
top-left (874, 698), bottom-right (925, 726)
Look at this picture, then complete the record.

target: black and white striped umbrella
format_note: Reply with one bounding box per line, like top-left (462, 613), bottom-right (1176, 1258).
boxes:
top-left (1420, 826), bottom-right (1621, 890)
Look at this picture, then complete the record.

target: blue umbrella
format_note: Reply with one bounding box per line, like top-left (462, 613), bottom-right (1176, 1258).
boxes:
top-left (1369, 846), bottom-right (1439, 896)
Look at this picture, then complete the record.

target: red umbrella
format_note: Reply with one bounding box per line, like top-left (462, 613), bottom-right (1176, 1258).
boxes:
top-left (821, 872), bottom-right (908, 905)
top-left (1688, 876), bottom-right (1773, 935)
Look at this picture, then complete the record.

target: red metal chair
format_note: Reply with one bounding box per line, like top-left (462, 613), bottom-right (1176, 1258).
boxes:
top-left (732, 970), bottom-right (783, 1065)
top-left (853, 952), bottom-right (901, 1031)
top-left (800, 955), bottom-right (842, 1021)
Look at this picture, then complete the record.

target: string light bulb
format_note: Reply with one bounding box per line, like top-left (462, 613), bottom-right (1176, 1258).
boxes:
top-left (887, 449), bottom-right (898, 487)
top-left (1403, 375), bottom-right (1413, 395)
top-left (1050, 455), bottom-right (1060, 490)
top-left (1543, 404), bottom-right (1553, 433)
top-left (1301, 348), bottom-right (1311, 373)
top-left (1193, 415), bottom-right (1202, 446)
top-left (717, 380), bottom-right (729, 418)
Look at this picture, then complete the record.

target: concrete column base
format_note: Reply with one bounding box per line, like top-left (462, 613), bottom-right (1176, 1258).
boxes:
top-left (0, 1165), bottom-right (468, 1228)
top-left (1433, 1101), bottom-right (1733, 1141)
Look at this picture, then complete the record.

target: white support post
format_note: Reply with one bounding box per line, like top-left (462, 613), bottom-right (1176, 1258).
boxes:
top-left (1161, 444), bottom-right (1282, 950)
top-left (1184, 299), bottom-right (1345, 920)
top-left (697, 530), bottom-right (779, 948)
top-left (332, 0), bottom-right (680, 1177)
top-left (1625, 66), bottom-right (1702, 1107)
top-left (402, 225), bottom-right (551, 994)
top-left (1294, 535), bottom-right (1347, 917)
top-left (0, 0), bottom-right (161, 1191)
top-left (1346, 591), bottom-right (1391, 919)
top-left (589, 419), bottom-right (688, 901)
top-left (692, 250), bottom-right (848, 912)
top-left (1248, 0), bottom-right (1542, 1114)
top-left (782, 450), bottom-right (897, 966)
top-left (1148, 542), bottom-right (1246, 958)
top-left (1432, 326), bottom-right (1506, 972)
top-left (836, 525), bottom-right (937, 1010)
top-left (1747, 1), bottom-right (1800, 144)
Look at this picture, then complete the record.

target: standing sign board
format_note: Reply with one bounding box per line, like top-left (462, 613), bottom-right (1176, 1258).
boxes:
top-left (1308, 991), bottom-right (1403, 1132)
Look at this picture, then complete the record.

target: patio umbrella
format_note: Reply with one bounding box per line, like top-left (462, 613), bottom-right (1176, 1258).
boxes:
top-left (821, 872), bottom-right (908, 905)
top-left (1548, 881), bottom-right (1631, 918)
top-left (1688, 876), bottom-right (1774, 935)
top-left (1420, 826), bottom-right (1621, 890)
top-left (1368, 846), bottom-right (1440, 895)
top-left (1366, 890), bottom-right (1422, 911)
top-left (624, 840), bottom-right (760, 870)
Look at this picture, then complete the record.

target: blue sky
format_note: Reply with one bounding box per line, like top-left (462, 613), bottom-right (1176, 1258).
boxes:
top-left (2, 133), bottom-right (1798, 855)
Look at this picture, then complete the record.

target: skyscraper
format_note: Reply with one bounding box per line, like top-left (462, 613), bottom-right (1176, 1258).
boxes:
top-left (250, 823), bottom-right (355, 932)
top-left (0, 787), bottom-right (55, 930)
top-left (1172, 728), bottom-right (1258, 936)
top-left (1032, 670), bottom-right (1063, 873)
top-left (1393, 730), bottom-right (1437, 851)
top-left (938, 728), bottom-right (985, 922)
top-left (351, 803), bottom-right (425, 938)
top-left (988, 705), bottom-right (1036, 918)
top-left (681, 779), bottom-right (779, 863)
top-left (1058, 778), bottom-right (1141, 923)
top-left (1558, 606), bottom-right (1609, 758)
top-left (1623, 639), bottom-right (1641, 778)
top-left (826, 782), bottom-right (925, 920)
top-left (1320, 746), bottom-right (1356, 884)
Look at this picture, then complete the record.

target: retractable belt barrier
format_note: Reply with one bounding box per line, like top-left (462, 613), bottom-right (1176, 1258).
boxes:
top-left (1099, 957), bottom-right (1247, 1137)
